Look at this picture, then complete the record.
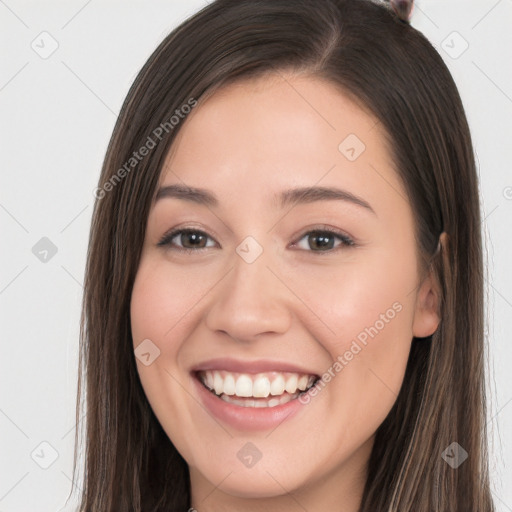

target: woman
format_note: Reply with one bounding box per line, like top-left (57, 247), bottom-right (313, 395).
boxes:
top-left (72, 0), bottom-right (495, 510)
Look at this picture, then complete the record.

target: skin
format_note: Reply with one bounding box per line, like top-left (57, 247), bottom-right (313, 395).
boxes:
top-left (130, 72), bottom-right (441, 512)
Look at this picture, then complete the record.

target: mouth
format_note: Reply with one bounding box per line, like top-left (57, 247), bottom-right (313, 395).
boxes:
top-left (194, 370), bottom-right (320, 408)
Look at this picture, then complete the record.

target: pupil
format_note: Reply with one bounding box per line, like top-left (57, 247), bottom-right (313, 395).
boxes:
top-left (310, 232), bottom-right (334, 250)
top-left (183, 232), bottom-right (205, 248)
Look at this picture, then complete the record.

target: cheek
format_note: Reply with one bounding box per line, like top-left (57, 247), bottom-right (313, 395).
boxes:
top-left (130, 260), bottom-right (191, 409)
top-left (291, 250), bottom-right (416, 430)
top-left (131, 272), bottom-right (174, 345)
top-left (130, 259), bottom-right (205, 464)
top-left (130, 258), bottom-right (208, 344)
top-left (286, 247), bottom-right (417, 350)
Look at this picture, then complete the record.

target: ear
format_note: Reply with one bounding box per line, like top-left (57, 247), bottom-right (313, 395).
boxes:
top-left (412, 266), bottom-right (442, 339)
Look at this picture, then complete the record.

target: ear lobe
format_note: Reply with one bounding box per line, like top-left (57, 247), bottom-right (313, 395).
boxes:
top-left (412, 269), bottom-right (442, 339)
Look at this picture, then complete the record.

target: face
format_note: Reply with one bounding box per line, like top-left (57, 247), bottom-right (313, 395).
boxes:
top-left (130, 73), bottom-right (440, 507)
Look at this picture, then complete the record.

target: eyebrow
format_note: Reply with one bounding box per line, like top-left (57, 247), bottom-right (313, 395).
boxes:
top-left (155, 184), bottom-right (375, 214)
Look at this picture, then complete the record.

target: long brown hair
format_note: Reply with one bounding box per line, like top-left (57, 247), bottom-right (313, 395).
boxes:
top-left (70, 0), bottom-right (494, 510)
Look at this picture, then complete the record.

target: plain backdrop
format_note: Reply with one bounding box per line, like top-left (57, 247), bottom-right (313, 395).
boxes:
top-left (1, 1), bottom-right (511, 510)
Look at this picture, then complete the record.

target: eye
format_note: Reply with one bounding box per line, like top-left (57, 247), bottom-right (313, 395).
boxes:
top-left (157, 228), bottom-right (217, 252)
top-left (291, 228), bottom-right (355, 253)
top-left (157, 226), bottom-right (355, 254)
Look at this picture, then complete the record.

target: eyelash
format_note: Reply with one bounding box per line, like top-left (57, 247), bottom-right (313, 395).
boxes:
top-left (156, 226), bottom-right (356, 254)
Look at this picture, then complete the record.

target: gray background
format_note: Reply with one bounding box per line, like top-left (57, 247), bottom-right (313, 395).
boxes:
top-left (1, 1), bottom-right (511, 510)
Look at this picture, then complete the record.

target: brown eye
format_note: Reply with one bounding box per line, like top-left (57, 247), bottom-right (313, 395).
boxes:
top-left (157, 229), bottom-right (216, 251)
top-left (177, 231), bottom-right (208, 249)
top-left (308, 232), bottom-right (336, 251)
top-left (293, 229), bottom-right (355, 253)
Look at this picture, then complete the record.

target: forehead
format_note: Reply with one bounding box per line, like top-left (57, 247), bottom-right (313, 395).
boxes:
top-left (158, 72), bottom-right (404, 212)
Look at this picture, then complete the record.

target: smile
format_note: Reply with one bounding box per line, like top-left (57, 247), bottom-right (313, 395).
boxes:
top-left (196, 370), bottom-right (319, 408)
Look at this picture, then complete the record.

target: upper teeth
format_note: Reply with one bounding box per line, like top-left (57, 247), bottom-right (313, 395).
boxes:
top-left (199, 370), bottom-right (316, 398)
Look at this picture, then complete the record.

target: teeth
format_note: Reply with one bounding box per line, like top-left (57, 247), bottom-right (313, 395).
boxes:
top-left (270, 375), bottom-right (285, 396)
top-left (224, 373), bottom-right (236, 395)
top-left (205, 371), bottom-right (214, 389)
top-left (252, 375), bottom-right (271, 398)
top-left (285, 374), bottom-right (298, 393)
top-left (220, 391), bottom-right (299, 408)
top-left (297, 374), bottom-right (309, 391)
top-left (199, 370), bottom-right (317, 399)
top-left (213, 371), bottom-right (223, 395)
top-left (235, 374), bottom-right (252, 397)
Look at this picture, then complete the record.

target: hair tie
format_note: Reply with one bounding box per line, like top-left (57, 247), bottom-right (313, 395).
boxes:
top-left (387, 0), bottom-right (414, 23)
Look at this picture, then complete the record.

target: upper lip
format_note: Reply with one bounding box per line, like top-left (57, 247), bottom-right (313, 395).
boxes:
top-left (191, 357), bottom-right (320, 376)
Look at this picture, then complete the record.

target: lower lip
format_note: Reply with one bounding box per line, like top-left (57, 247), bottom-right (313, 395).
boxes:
top-left (193, 375), bottom-right (308, 431)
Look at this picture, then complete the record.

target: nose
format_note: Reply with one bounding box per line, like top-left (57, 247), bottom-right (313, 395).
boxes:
top-left (204, 249), bottom-right (293, 342)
